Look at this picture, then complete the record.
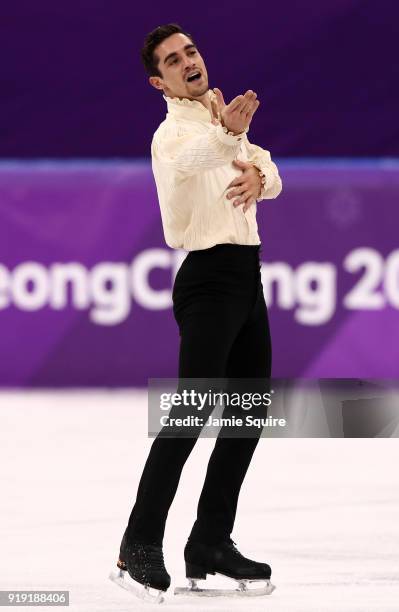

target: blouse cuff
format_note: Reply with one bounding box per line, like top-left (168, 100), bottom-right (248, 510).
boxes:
top-left (215, 123), bottom-right (246, 147)
top-left (252, 160), bottom-right (274, 201)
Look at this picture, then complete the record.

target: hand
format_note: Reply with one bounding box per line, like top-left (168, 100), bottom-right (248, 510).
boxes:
top-left (213, 88), bottom-right (260, 135)
top-left (226, 159), bottom-right (262, 212)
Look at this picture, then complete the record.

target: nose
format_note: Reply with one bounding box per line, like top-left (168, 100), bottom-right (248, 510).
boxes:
top-left (183, 58), bottom-right (196, 72)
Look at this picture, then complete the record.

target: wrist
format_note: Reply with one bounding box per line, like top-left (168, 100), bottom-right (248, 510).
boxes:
top-left (252, 163), bottom-right (267, 198)
top-left (215, 123), bottom-right (244, 146)
top-left (221, 124), bottom-right (243, 137)
top-left (220, 117), bottom-right (245, 137)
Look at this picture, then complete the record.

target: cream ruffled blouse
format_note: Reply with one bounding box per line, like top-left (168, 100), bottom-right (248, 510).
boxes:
top-left (150, 89), bottom-right (282, 251)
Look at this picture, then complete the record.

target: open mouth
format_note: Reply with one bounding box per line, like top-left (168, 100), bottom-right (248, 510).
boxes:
top-left (186, 71), bottom-right (201, 83)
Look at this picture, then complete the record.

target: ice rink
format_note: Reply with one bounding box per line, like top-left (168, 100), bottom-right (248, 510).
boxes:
top-left (1, 390), bottom-right (398, 611)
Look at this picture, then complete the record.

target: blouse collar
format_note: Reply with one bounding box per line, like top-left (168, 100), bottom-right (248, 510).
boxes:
top-left (163, 89), bottom-right (219, 123)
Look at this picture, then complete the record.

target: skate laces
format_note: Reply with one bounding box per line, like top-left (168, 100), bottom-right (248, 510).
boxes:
top-left (225, 538), bottom-right (245, 559)
top-left (145, 544), bottom-right (166, 571)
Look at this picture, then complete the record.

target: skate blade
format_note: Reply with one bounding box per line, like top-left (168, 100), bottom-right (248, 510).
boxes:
top-left (174, 577), bottom-right (276, 597)
top-left (109, 568), bottom-right (165, 604)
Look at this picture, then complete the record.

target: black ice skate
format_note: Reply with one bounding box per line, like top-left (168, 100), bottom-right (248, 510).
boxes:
top-left (174, 537), bottom-right (275, 597)
top-left (109, 529), bottom-right (171, 604)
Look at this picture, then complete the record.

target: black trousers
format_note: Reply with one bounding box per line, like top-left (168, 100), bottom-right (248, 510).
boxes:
top-left (127, 243), bottom-right (272, 545)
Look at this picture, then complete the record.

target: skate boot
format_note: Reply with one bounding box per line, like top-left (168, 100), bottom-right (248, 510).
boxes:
top-left (109, 529), bottom-right (171, 604)
top-left (174, 537), bottom-right (275, 597)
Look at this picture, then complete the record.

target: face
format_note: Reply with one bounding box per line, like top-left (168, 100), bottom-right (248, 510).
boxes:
top-left (149, 33), bottom-right (209, 99)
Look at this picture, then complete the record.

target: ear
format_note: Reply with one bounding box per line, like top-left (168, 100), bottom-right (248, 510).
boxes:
top-left (149, 76), bottom-right (164, 91)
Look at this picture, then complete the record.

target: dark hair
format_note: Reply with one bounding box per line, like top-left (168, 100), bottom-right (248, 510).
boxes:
top-left (141, 23), bottom-right (195, 77)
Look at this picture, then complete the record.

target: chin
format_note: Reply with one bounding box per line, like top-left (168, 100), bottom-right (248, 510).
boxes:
top-left (193, 84), bottom-right (209, 97)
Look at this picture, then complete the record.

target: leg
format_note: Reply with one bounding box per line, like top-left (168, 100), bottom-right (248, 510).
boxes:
top-left (189, 284), bottom-right (272, 543)
top-left (127, 305), bottom-right (245, 544)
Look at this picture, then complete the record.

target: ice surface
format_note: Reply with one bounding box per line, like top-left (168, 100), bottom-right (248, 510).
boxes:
top-left (0, 390), bottom-right (398, 611)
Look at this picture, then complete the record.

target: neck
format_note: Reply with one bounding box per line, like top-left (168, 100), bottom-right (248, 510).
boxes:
top-left (196, 91), bottom-right (218, 121)
top-left (196, 91), bottom-right (213, 114)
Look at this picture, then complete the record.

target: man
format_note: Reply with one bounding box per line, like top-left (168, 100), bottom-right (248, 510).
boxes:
top-left (110, 23), bottom-right (282, 601)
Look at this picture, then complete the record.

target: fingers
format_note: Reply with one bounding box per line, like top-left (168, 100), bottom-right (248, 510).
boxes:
top-left (213, 87), bottom-right (225, 109)
top-left (232, 159), bottom-right (250, 169)
top-left (227, 176), bottom-right (243, 188)
top-left (229, 94), bottom-right (245, 111)
top-left (226, 184), bottom-right (247, 199)
top-left (230, 91), bottom-right (260, 130)
top-left (227, 162), bottom-right (249, 188)
top-left (239, 91), bottom-right (257, 115)
top-left (233, 190), bottom-right (252, 206)
top-left (247, 99), bottom-right (260, 120)
top-left (229, 91), bottom-right (251, 113)
top-left (222, 89), bottom-right (260, 135)
top-left (243, 197), bottom-right (256, 212)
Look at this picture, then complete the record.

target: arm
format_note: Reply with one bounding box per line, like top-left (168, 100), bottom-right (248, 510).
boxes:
top-left (244, 135), bottom-right (282, 200)
top-left (152, 89), bottom-right (260, 178)
top-left (152, 123), bottom-right (245, 177)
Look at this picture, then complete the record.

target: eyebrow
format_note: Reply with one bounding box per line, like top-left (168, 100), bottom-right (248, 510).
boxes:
top-left (164, 44), bottom-right (196, 65)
